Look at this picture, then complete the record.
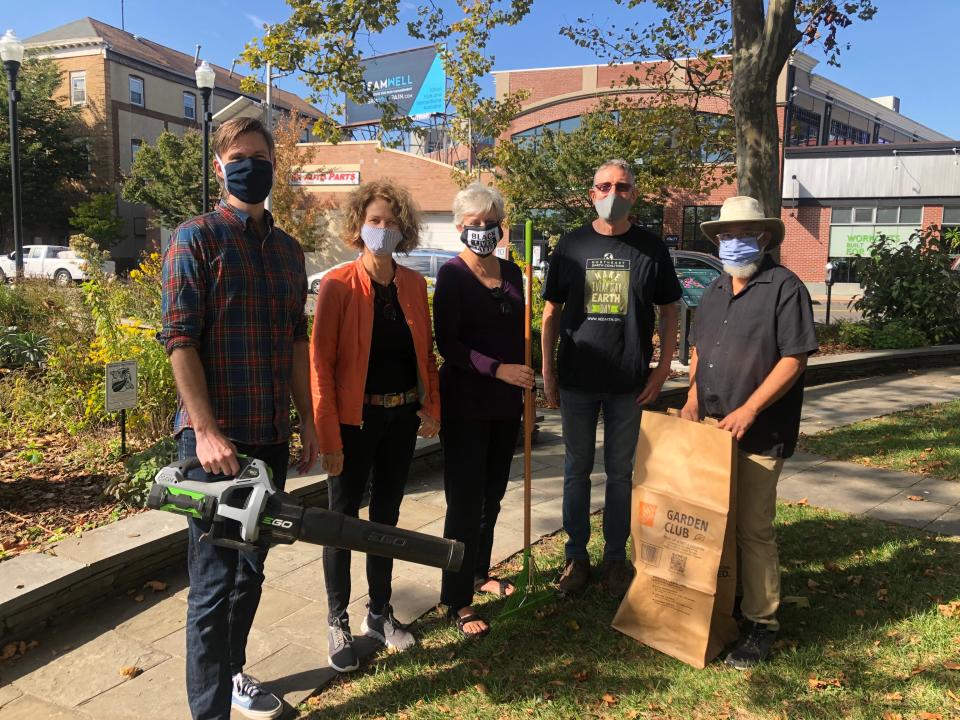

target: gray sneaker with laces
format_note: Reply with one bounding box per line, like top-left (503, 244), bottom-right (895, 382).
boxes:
top-left (328, 615), bottom-right (359, 672)
top-left (361, 604), bottom-right (416, 652)
top-left (231, 672), bottom-right (282, 719)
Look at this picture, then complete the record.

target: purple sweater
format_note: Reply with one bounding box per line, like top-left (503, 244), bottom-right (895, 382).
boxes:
top-left (433, 256), bottom-right (524, 421)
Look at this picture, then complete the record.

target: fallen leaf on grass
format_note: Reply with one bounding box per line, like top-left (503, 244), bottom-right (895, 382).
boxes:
top-left (807, 579), bottom-right (820, 590)
top-left (939, 601), bottom-right (960, 618)
top-left (567, 619), bottom-right (580, 631)
top-left (573, 670), bottom-right (589, 682)
top-left (119, 666), bottom-right (142, 679)
top-left (854, 608), bottom-right (866, 617)
top-left (133, 594), bottom-right (145, 603)
top-left (882, 714), bottom-right (902, 720)
top-left (916, 713), bottom-right (942, 720)
top-left (808, 676), bottom-right (842, 690)
top-left (602, 693), bottom-right (618, 706)
top-left (143, 580), bottom-right (168, 592)
top-left (906, 495), bottom-right (925, 502)
top-left (883, 692), bottom-right (903, 702)
top-left (943, 661), bottom-right (960, 671)
top-left (947, 689), bottom-right (960, 702)
top-left (436, 704), bottom-right (450, 713)
top-left (796, 497), bottom-right (809, 506)
top-left (474, 683), bottom-right (488, 696)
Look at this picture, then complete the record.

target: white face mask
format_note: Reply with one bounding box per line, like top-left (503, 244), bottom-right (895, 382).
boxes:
top-left (360, 225), bottom-right (403, 257)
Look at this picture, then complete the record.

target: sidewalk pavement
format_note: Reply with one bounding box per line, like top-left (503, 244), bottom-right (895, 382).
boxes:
top-left (1, 368), bottom-right (958, 719)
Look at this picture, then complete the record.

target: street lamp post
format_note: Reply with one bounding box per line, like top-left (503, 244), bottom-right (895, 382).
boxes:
top-left (195, 60), bottom-right (216, 213)
top-left (1, 29), bottom-right (25, 280)
top-left (824, 261), bottom-right (836, 325)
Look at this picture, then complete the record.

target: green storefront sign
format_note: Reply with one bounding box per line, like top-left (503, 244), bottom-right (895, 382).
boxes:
top-left (829, 225), bottom-right (919, 257)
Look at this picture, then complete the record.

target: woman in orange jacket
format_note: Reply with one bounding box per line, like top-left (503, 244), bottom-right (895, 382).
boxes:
top-left (310, 180), bottom-right (440, 674)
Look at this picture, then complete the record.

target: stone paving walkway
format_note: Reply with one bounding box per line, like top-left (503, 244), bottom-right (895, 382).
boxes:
top-left (1, 367), bottom-right (959, 719)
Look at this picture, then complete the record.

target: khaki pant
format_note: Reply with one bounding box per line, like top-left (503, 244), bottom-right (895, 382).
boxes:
top-left (736, 451), bottom-right (785, 631)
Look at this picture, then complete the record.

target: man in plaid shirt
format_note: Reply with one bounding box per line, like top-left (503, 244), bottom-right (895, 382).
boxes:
top-left (159, 117), bottom-right (318, 720)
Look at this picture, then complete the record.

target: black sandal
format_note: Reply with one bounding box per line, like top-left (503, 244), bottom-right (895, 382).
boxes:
top-left (473, 576), bottom-right (515, 597)
top-left (449, 609), bottom-right (490, 639)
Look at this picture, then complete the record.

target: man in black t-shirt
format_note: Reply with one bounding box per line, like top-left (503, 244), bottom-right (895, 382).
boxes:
top-left (680, 195), bottom-right (818, 670)
top-left (542, 159), bottom-right (682, 597)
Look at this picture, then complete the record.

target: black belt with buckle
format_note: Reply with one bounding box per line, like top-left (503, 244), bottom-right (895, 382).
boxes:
top-left (363, 388), bottom-right (419, 408)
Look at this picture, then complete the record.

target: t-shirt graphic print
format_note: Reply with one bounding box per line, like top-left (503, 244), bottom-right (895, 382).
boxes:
top-left (585, 253), bottom-right (630, 319)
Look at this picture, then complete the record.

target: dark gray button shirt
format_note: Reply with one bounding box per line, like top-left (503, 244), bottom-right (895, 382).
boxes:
top-left (690, 256), bottom-right (818, 458)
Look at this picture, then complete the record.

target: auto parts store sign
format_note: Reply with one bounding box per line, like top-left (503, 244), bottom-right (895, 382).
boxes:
top-left (291, 168), bottom-right (360, 186)
top-left (828, 225), bottom-right (919, 257)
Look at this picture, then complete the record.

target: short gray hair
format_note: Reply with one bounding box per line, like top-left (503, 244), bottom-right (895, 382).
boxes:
top-left (452, 183), bottom-right (506, 225)
top-left (594, 158), bottom-right (636, 186)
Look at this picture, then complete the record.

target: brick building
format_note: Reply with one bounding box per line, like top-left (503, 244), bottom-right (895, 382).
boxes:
top-left (24, 18), bottom-right (323, 270)
top-left (493, 52), bottom-right (955, 286)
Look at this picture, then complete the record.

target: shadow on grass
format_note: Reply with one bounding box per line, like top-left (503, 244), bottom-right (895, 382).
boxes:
top-left (301, 506), bottom-right (959, 719)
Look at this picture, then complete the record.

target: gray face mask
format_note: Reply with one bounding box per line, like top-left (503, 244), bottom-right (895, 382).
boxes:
top-left (594, 193), bottom-right (632, 222)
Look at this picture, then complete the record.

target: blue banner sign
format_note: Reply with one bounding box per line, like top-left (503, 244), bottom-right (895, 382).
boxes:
top-left (345, 46), bottom-right (446, 125)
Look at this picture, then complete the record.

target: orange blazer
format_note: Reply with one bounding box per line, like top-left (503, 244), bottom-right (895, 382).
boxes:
top-left (310, 257), bottom-right (441, 453)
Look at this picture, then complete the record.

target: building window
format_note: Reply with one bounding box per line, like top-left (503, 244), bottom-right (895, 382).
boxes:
top-left (183, 92), bottom-right (196, 120)
top-left (512, 116), bottom-right (583, 147)
top-left (828, 118), bottom-right (871, 146)
top-left (131, 138), bottom-right (143, 163)
top-left (682, 206), bottom-right (720, 254)
top-left (829, 204), bottom-right (925, 280)
top-left (789, 107), bottom-right (820, 146)
top-left (70, 71), bottom-right (86, 105)
top-left (129, 75), bottom-right (144, 106)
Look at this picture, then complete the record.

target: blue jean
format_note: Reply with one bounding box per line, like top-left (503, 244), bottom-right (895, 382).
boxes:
top-left (177, 428), bottom-right (289, 720)
top-left (559, 388), bottom-right (641, 563)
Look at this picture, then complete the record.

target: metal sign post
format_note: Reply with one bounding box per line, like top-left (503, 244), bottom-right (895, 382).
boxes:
top-left (105, 360), bottom-right (138, 455)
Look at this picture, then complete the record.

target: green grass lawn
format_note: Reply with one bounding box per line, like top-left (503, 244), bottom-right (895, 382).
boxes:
top-left (299, 507), bottom-right (960, 720)
top-left (800, 400), bottom-right (960, 482)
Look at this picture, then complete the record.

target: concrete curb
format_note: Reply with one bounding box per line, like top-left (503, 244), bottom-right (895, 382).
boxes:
top-left (2, 344), bottom-right (958, 641)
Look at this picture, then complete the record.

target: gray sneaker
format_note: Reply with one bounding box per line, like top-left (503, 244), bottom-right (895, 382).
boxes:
top-left (557, 558), bottom-right (590, 595)
top-left (231, 673), bottom-right (282, 719)
top-left (600, 558), bottom-right (635, 597)
top-left (327, 615), bottom-right (359, 672)
top-left (361, 604), bottom-right (416, 652)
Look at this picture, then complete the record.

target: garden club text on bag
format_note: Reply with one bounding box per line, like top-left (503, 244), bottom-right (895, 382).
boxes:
top-left (613, 410), bottom-right (739, 668)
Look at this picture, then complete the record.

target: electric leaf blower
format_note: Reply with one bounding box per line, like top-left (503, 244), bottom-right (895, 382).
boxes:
top-left (146, 457), bottom-right (464, 572)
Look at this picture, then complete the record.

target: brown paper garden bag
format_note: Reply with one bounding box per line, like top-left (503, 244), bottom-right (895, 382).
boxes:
top-left (612, 410), bottom-right (739, 669)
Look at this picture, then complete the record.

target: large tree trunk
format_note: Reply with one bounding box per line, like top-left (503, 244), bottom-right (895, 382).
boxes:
top-left (730, 0), bottom-right (802, 219)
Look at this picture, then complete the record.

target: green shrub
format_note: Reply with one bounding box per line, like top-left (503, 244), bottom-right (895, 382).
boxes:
top-left (872, 320), bottom-right (929, 349)
top-left (0, 328), bottom-right (51, 368)
top-left (853, 226), bottom-right (960, 344)
top-left (837, 320), bottom-right (874, 348)
top-left (105, 436), bottom-right (176, 506)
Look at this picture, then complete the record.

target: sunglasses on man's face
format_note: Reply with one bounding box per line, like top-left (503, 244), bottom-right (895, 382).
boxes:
top-left (593, 182), bottom-right (633, 194)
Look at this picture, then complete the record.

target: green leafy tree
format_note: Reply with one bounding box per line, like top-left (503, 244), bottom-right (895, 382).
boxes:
top-left (493, 100), bottom-right (734, 236)
top-left (70, 192), bottom-right (125, 249)
top-left (121, 130), bottom-right (213, 230)
top-left (0, 57), bottom-right (89, 249)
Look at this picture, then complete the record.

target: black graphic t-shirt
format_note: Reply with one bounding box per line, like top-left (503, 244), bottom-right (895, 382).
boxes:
top-left (542, 223), bottom-right (682, 393)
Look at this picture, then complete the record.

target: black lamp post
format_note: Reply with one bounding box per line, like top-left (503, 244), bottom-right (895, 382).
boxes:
top-left (195, 60), bottom-right (216, 213)
top-left (824, 261), bottom-right (835, 325)
top-left (1, 29), bottom-right (25, 280)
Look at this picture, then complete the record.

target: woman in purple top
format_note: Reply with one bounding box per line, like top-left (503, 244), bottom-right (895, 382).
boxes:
top-left (433, 183), bottom-right (535, 638)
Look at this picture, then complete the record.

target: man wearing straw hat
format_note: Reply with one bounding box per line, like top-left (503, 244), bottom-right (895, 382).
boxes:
top-left (680, 195), bottom-right (818, 670)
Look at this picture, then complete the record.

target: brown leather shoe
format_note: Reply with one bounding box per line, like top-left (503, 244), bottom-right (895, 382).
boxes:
top-left (557, 558), bottom-right (590, 595)
top-left (601, 558), bottom-right (635, 597)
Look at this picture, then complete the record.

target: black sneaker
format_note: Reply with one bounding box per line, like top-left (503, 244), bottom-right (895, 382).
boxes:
top-left (328, 615), bottom-right (359, 672)
top-left (231, 672), bottom-right (283, 719)
top-left (725, 621), bottom-right (777, 670)
top-left (556, 558), bottom-right (590, 595)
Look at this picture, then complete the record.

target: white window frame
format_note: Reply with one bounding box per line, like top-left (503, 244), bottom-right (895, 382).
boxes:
top-left (183, 91), bottom-right (197, 120)
top-left (129, 75), bottom-right (144, 107)
top-left (69, 71), bottom-right (86, 106)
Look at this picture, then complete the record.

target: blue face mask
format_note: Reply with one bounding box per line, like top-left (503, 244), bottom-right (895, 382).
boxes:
top-left (216, 155), bottom-right (274, 204)
top-left (718, 235), bottom-right (763, 267)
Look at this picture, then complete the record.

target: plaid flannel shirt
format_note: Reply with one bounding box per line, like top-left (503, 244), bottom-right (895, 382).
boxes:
top-left (158, 201), bottom-right (307, 445)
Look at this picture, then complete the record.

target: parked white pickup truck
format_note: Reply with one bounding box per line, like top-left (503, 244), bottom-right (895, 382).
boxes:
top-left (0, 245), bottom-right (116, 284)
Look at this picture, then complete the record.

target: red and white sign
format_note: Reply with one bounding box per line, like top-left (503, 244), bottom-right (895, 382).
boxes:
top-left (291, 170), bottom-right (360, 186)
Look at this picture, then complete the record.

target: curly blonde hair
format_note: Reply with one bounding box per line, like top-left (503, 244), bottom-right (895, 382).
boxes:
top-left (339, 180), bottom-right (422, 253)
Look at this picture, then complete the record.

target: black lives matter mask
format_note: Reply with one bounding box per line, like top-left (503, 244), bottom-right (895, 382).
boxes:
top-left (460, 222), bottom-right (502, 257)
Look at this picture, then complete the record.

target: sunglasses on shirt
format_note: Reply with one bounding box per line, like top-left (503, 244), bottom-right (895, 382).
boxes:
top-left (490, 285), bottom-right (513, 315)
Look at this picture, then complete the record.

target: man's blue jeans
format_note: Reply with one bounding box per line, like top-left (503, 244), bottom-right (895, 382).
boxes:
top-left (177, 429), bottom-right (289, 720)
top-left (559, 388), bottom-right (641, 563)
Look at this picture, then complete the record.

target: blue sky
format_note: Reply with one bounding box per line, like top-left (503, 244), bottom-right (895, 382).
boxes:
top-left (7, 0), bottom-right (959, 138)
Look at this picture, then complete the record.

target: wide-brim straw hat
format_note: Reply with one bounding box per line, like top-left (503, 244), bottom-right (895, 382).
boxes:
top-left (700, 196), bottom-right (785, 250)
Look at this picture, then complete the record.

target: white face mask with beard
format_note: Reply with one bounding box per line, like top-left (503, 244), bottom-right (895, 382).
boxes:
top-left (723, 259), bottom-right (763, 280)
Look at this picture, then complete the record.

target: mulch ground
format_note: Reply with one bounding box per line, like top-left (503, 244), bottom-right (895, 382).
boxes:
top-left (0, 431), bottom-right (138, 559)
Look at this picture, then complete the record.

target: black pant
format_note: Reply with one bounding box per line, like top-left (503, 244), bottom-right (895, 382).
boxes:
top-left (323, 403), bottom-right (420, 624)
top-left (440, 417), bottom-right (520, 611)
top-left (177, 428), bottom-right (289, 720)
